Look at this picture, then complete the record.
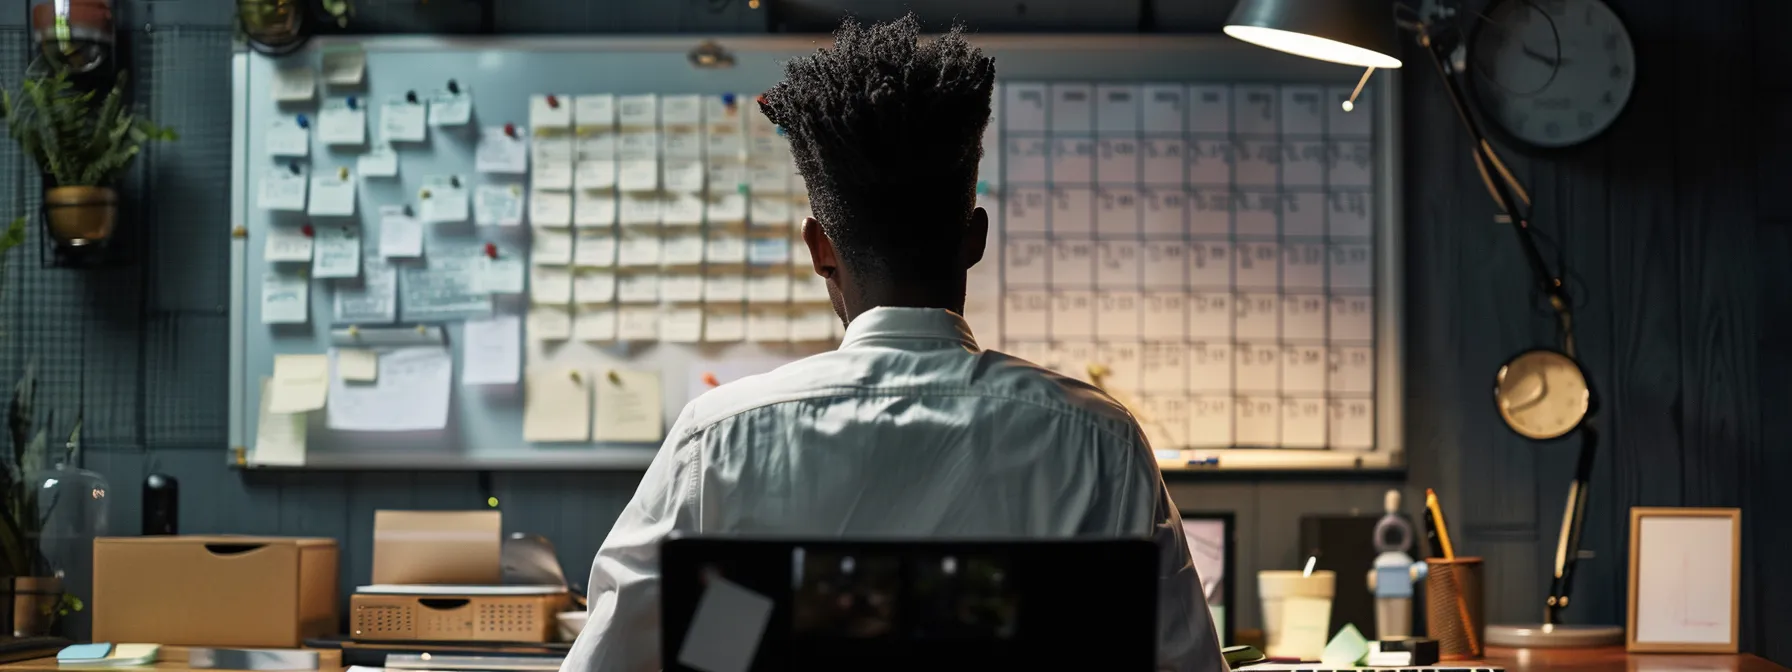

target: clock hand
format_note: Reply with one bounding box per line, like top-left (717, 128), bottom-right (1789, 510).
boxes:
top-left (1520, 45), bottom-right (1563, 68)
top-left (1506, 372), bottom-right (1549, 411)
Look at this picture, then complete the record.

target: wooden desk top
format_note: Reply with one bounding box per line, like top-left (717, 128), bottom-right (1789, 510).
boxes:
top-left (0, 648), bottom-right (342, 672)
top-left (0, 645), bottom-right (1781, 671)
top-left (1483, 646), bottom-right (1787, 672)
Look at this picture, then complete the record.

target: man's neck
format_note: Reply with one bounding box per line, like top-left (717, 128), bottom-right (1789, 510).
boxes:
top-left (842, 289), bottom-right (964, 324)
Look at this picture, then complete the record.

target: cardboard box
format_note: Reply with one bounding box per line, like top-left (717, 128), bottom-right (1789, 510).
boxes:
top-left (372, 510), bottom-right (502, 585)
top-left (350, 591), bottom-right (567, 642)
top-left (93, 536), bottom-right (339, 647)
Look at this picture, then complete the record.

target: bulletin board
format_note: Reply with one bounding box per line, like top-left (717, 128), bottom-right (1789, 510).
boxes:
top-left (227, 35), bottom-right (1402, 471)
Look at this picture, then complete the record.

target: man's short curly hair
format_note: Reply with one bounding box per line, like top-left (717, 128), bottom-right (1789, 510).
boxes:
top-left (759, 14), bottom-right (995, 288)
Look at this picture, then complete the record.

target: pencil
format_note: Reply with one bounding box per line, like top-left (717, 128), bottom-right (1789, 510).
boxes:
top-left (1425, 488), bottom-right (1457, 559)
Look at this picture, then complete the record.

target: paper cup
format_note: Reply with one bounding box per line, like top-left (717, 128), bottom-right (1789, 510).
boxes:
top-left (1259, 570), bottom-right (1335, 659)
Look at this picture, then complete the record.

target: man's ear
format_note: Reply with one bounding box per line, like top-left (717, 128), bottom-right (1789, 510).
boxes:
top-left (961, 206), bottom-right (989, 270)
top-left (802, 217), bottom-right (835, 278)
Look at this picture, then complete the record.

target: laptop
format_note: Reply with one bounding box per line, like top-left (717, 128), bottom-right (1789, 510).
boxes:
top-left (661, 536), bottom-right (1159, 671)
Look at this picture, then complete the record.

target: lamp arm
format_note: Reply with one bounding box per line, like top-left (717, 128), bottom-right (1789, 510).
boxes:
top-left (1413, 28), bottom-right (1596, 626)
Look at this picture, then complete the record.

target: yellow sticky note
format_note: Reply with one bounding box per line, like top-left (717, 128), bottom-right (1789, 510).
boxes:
top-left (267, 354), bottom-right (329, 413)
top-left (338, 348), bottom-right (379, 382)
top-left (253, 377), bottom-right (307, 467)
top-left (524, 368), bottom-right (591, 442)
top-left (594, 369), bottom-right (663, 443)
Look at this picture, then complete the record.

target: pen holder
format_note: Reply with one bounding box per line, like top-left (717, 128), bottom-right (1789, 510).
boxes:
top-left (1424, 557), bottom-right (1484, 659)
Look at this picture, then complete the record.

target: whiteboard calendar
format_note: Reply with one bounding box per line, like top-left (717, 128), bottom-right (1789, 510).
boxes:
top-left (986, 82), bottom-right (1382, 455)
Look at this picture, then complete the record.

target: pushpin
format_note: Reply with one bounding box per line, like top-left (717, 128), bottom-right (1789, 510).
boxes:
top-left (415, 324), bottom-right (427, 335)
top-left (295, 114), bottom-right (310, 129)
top-left (607, 370), bottom-right (622, 384)
top-left (975, 180), bottom-right (989, 195)
top-left (570, 370), bottom-right (584, 383)
top-left (447, 79), bottom-right (461, 95)
top-left (775, 126), bottom-right (785, 136)
top-left (406, 90), bottom-right (419, 104)
top-left (546, 94), bottom-right (560, 108)
top-left (504, 123), bottom-right (518, 139)
top-left (736, 183), bottom-right (749, 195)
top-left (346, 96), bottom-right (358, 110)
top-left (338, 166), bottom-right (350, 180)
top-left (755, 94), bottom-right (767, 105)
top-left (722, 92), bottom-right (737, 108)
top-left (301, 224), bottom-right (315, 237)
top-left (348, 325), bottom-right (360, 338)
top-left (289, 163), bottom-right (302, 175)
top-left (484, 242), bottom-right (498, 259)
top-left (510, 185), bottom-right (522, 196)
top-left (702, 372), bottom-right (720, 388)
top-left (403, 204), bottom-right (415, 217)
top-left (420, 188), bottom-right (433, 200)
top-left (450, 176), bottom-right (462, 188)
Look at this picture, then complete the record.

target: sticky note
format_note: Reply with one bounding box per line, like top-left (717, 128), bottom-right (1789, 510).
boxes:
top-left (531, 190), bottom-right (573, 228)
top-left (418, 175), bottom-right (469, 223)
top-left (573, 270), bottom-right (616, 304)
top-left (332, 257), bottom-right (396, 324)
top-left (532, 135), bottom-right (576, 190)
top-left (259, 169), bottom-right (309, 212)
top-left (617, 305), bottom-right (660, 341)
top-left (267, 118), bottom-right (310, 157)
top-left (661, 94), bottom-right (702, 128)
top-left (574, 94), bottom-right (616, 128)
top-left (663, 193), bottom-right (705, 226)
top-left (705, 235), bottom-right (747, 265)
top-left (378, 206), bottom-right (424, 258)
top-left (661, 273), bottom-right (704, 303)
top-left (530, 265), bottom-right (574, 304)
top-left (617, 273), bottom-right (659, 303)
top-left (620, 194), bottom-right (660, 225)
top-left (264, 224), bottom-right (314, 263)
top-left (747, 237), bottom-right (791, 266)
top-left (575, 229), bottom-right (617, 267)
top-left (269, 354), bottom-right (329, 413)
top-left (462, 315), bottom-right (521, 385)
top-left (593, 369), bottom-right (663, 442)
top-left (574, 191), bottom-right (617, 228)
top-left (662, 231), bottom-right (706, 267)
top-left (789, 309), bottom-right (836, 342)
top-left (575, 307), bottom-right (618, 341)
top-left (663, 159), bottom-right (705, 194)
top-left (476, 127), bottom-right (529, 174)
top-left (746, 272), bottom-right (790, 304)
top-left (618, 234), bottom-right (663, 267)
top-left (337, 348), bottom-right (379, 382)
top-left (318, 98), bottom-right (366, 145)
top-left (1321, 623), bottom-right (1370, 667)
top-left (660, 307), bottom-right (704, 343)
top-left (746, 309), bottom-right (790, 342)
top-left (576, 159), bottom-right (617, 191)
top-left (706, 194), bottom-right (748, 225)
top-left (662, 129), bottom-right (703, 158)
top-left (307, 172), bottom-right (357, 217)
top-left (704, 272), bottom-right (746, 302)
top-left (430, 89), bottom-right (472, 126)
top-left (530, 94), bottom-right (573, 129)
top-left (311, 225), bottom-right (360, 279)
top-left (528, 304), bottom-right (574, 341)
top-left (703, 307), bottom-right (746, 342)
top-left (618, 159), bottom-right (659, 192)
top-left (260, 270), bottom-right (309, 325)
top-left (321, 46), bottom-right (366, 85)
top-left (358, 144), bottom-right (399, 178)
top-left (382, 96), bottom-right (428, 143)
top-left (253, 378), bottom-right (306, 467)
top-left (475, 184), bottom-right (526, 226)
top-left (271, 68), bottom-right (316, 102)
top-left (478, 253), bottom-right (526, 294)
top-left (325, 347), bottom-right (454, 431)
top-left (617, 94), bottom-right (658, 128)
top-left (524, 369), bottom-right (590, 442)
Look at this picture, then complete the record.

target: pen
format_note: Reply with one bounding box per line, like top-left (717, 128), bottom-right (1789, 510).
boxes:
top-left (1425, 488), bottom-right (1456, 559)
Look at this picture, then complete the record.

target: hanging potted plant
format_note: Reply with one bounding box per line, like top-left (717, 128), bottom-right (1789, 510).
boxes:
top-left (1, 70), bottom-right (176, 248)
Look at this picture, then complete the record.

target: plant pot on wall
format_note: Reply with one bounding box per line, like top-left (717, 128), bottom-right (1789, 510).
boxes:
top-left (44, 186), bottom-right (116, 247)
top-left (29, 0), bottom-right (115, 74)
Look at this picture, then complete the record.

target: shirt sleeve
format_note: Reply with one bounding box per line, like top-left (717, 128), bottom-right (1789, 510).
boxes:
top-left (561, 411), bottom-right (703, 672)
top-left (1153, 482), bottom-right (1228, 672)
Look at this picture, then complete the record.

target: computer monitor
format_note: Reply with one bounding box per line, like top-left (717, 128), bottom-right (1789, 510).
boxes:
top-left (661, 537), bottom-right (1159, 671)
top-left (1179, 511), bottom-right (1236, 647)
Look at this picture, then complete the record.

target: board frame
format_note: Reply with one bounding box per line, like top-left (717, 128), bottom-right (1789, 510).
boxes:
top-left (227, 34), bottom-right (1402, 470)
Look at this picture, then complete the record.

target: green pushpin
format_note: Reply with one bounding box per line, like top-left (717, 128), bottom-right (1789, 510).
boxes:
top-left (737, 183), bottom-right (749, 195)
top-left (975, 180), bottom-right (990, 195)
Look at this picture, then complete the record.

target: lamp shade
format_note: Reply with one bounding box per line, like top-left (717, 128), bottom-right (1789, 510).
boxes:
top-left (1223, 0), bottom-right (1403, 69)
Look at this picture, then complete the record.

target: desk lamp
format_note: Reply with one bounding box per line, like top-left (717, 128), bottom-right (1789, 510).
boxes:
top-left (1223, 0), bottom-right (1621, 648)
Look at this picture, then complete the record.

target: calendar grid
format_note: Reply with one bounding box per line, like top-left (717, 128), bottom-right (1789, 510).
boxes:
top-left (995, 81), bottom-right (1379, 452)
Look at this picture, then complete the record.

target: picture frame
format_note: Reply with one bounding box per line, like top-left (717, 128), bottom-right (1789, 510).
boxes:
top-left (1178, 510), bottom-right (1236, 647)
top-left (1626, 507), bottom-right (1741, 653)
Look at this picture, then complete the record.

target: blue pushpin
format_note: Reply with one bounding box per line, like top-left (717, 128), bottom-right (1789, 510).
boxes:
top-left (975, 180), bottom-right (989, 195)
top-left (721, 92), bottom-right (737, 107)
top-left (295, 114), bottom-right (309, 129)
top-left (346, 96), bottom-right (358, 110)
top-left (775, 126), bottom-right (785, 136)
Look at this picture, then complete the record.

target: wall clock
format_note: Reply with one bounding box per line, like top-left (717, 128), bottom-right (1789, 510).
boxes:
top-left (1467, 0), bottom-right (1637, 149)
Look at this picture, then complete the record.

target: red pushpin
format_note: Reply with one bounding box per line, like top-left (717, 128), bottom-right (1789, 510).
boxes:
top-left (546, 95), bottom-right (560, 108)
top-left (702, 372), bottom-right (720, 388)
top-left (504, 123), bottom-right (518, 138)
top-left (755, 94), bottom-right (767, 105)
top-left (484, 242), bottom-right (498, 259)
top-left (300, 224), bottom-right (315, 238)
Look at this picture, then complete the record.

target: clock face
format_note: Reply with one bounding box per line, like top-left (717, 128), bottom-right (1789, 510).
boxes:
top-left (1468, 0), bottom-right (1636, 148)
top-left (1494, 349), bottom-right (1591, 440)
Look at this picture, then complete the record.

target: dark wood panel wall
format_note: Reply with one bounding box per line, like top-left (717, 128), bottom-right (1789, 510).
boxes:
top-left (0, 0), bottom-right (1782, 662)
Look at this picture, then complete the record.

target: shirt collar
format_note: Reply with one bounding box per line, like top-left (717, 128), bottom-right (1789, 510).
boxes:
top-left (840, 307), bottom-right (980, 351)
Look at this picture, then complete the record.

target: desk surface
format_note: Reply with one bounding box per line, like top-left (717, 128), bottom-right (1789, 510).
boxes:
top-left (1483, 647), bottom-right (1787, 672)
top-left (0, 646), bottom-right (1781, 672)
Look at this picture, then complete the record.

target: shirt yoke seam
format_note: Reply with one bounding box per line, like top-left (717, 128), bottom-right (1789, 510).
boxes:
top-left (678, 385), bottom-right (1143, 447)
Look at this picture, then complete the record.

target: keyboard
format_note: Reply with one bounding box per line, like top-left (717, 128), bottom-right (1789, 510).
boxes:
top-left (1242, 666), bottom-right (1503, 671)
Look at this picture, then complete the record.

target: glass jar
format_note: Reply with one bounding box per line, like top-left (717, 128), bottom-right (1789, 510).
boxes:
top-left (29, 462), bottom-right (109, 598)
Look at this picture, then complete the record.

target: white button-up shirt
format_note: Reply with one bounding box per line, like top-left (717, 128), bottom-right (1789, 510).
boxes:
top-left (562, 307), bottom-right (1224, 672)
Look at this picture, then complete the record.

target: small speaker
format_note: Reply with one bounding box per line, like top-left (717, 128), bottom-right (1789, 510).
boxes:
top-left (143, 473), bottom-right (179, 535)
